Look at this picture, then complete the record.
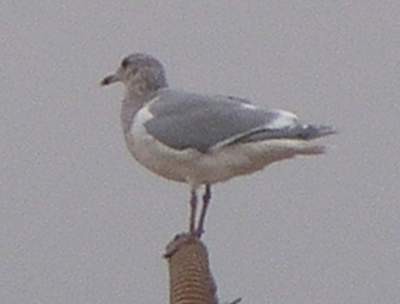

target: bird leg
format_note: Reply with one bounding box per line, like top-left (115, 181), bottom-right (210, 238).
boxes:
top-left (196, 184), bottom-right (211, 238)
top-left (189, 189), bottom-right (197, 235)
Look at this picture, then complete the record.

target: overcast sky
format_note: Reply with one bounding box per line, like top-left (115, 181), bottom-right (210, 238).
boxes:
top-left (1, 1), bottom-right (399, 303)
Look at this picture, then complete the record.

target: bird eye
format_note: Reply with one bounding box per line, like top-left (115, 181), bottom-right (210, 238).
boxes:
top-left (121, 58), bottom-right (130, 68)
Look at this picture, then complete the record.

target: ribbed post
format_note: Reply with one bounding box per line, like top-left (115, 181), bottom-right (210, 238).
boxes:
top-left (164, 234), bottom-right (218, 304)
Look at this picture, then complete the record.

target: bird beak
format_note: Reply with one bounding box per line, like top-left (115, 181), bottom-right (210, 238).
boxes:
top-left (100, 74), bottom-right (120, 86)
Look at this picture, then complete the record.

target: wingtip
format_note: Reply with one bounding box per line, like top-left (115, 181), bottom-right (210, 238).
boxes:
top-left (298, 124), bottom-right (337, 140)
top-left (317, 125), bottom-right (337, 137)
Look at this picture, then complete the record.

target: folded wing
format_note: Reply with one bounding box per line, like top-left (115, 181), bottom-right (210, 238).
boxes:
top-left (144, 89), bottom-right (334, 153)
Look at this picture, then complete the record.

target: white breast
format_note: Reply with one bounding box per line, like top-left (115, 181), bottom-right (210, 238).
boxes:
top-left (125, 105), bottom-right (202, 183)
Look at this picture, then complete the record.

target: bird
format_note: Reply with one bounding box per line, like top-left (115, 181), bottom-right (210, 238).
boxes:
top-left (101, 53), bottom-right (335, 237)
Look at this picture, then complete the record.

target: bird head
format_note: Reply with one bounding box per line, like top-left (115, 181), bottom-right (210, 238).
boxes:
top-left (101, 53), bottom-right (168, 98)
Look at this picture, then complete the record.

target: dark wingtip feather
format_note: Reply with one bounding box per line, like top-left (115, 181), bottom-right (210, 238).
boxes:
top-left (300, 124), bottom-right (337, 140)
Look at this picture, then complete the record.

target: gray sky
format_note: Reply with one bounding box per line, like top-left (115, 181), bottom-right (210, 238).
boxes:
top-left (1, 1), bottom-right (399, 303)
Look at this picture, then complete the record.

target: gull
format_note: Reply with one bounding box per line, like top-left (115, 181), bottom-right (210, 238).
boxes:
top-left (101, 53), bottom-right (335, 237)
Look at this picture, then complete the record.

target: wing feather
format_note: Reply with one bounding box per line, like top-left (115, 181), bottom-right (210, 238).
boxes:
top-left (143, 89), bottom-right (333, 153)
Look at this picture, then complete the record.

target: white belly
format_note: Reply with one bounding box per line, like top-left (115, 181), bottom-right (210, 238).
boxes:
top-left (125, 131), bottom-right (322, 188)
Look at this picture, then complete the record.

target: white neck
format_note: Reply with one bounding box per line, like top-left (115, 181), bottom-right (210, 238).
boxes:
top-left (120, 97), bottom-right (145, 134)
